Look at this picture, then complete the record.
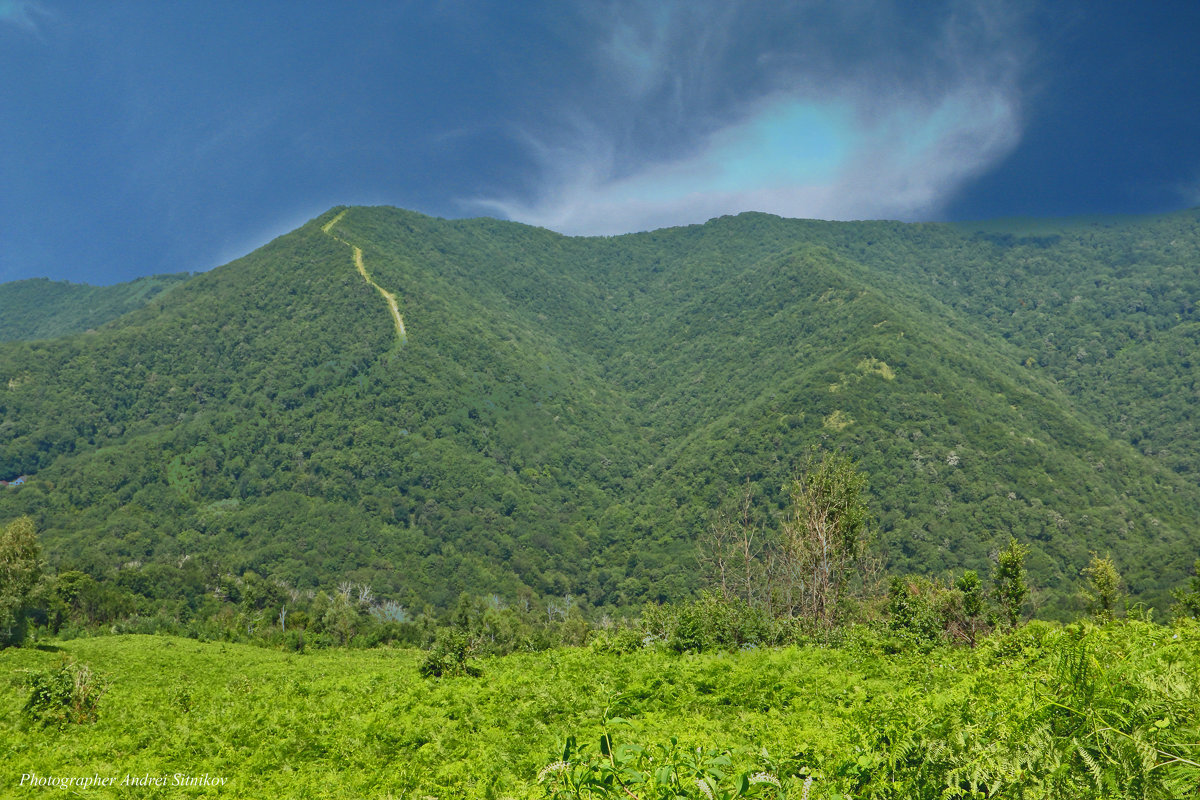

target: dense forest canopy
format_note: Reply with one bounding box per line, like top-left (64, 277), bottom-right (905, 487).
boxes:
top-left (2, 206), bottom-right (1200, 616)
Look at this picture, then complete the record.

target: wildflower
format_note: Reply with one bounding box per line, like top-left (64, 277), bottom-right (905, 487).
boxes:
top-left (749, 772), bottom-right (780, 786)
top-left (537, 761), bottom-right (569, 782)
top-left (695, 778), bottom-right (714, 800)
top-left (801, 775), bottom-right (814, 800)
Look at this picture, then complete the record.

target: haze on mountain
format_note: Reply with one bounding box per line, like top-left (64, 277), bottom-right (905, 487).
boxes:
top-left (2, 206), bottom-right (1199, 617)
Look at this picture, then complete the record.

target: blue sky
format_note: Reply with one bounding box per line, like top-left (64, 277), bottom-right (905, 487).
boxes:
top-left (2, 1), bottom-right (1199, 284)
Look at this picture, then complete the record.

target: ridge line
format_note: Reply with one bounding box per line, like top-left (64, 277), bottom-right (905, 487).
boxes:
top-left (321, 210), bottom-right (407, 346)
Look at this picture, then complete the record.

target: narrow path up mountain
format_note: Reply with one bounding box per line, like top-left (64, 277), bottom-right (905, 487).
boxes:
top-left (323, 209), bottom-right (407, 345)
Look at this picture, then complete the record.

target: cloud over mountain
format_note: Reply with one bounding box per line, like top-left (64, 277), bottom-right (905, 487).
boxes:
top-left (477, 1), bottom-right (1029, 232)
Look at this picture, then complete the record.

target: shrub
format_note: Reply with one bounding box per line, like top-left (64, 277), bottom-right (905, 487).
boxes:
top-left (1170, 558), bottom-right (1200, 621)
top-left (22, 656), bottom-right (108, 726)
top-left (168, 676), bottom-right (194, 713)
top-left (419, 628), bottom-right (483, 678)
top-left (1081, 552), bottom-right (1125, 621)
top-left (643, 594), bottom-right (794, 654)
top-left (886, 576), bottom-right (957, 647)
top-left (539, 719), bottom-right (801, 798)
top-left (588, 626), bottom-right (645, 655)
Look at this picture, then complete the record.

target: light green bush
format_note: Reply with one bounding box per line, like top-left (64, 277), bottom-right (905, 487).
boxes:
top-left (22, 656), bottom-right (107, 726)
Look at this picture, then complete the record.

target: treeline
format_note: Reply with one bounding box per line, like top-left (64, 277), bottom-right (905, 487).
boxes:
top-left (2, 511), bottom-right (596, 655)
top-left (22, 561), bottom-right (595, 655)
top-left (6, 453), bottom-right (1200, 665)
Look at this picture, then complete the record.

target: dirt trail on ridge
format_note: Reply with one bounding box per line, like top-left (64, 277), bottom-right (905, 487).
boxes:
top-left (322, 210), bottom-right (407, 345)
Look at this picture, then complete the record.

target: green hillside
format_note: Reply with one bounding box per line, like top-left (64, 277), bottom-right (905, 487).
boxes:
top-left (2, 206), bottom-right (1199, 615)
top-left (0, 274), bottom-right (191, 342)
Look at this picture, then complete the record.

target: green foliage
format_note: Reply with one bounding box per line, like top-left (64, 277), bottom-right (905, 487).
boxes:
top-left (955, 569), bottom-right (983, 619)
top-left (649, 593), bottom-right (789, 653)
top-left (539, 722), bottom-right (796, 799)
top-left (954, 569), bottom-right (986, 645)
top-left (311, 588), bottom-right (365, 646)
top-left (993, 536), bottom-right (1030, 628)
top-left (1171, 559), bottom-right (1200, 621)
top-left (419, 628), bottom-right (483, 678)
top-left (1, 624), bottom-right (1197, 798)
top-left (0, 516), bottom-right (42, 647)
top-left (776, 451), bottom-right (871, 627)
top-left (588, 625), bottom-right (647, 655)
top-left (1081, 552), bottom-right (1125, 621)
top-left (4, 207), bottom-right (1200, 619)
top-left (886, 575), bottom-right (954, 646)
top-left (21, 656), bottom-right (107, 726)
top-left (0, 273), bottom-right (190, 342)
top-left (168, 674), bottom-right (195, 713)
top-left (885, 570), bottom-right (997, 648)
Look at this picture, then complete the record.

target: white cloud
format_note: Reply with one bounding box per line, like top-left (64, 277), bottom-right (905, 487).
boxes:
top-left (473, 1), bottom-right (1030, 233)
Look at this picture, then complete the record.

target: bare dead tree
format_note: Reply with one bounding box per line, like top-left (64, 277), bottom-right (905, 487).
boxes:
top-left (547, 594), bottom-right (572, 623)
top-left (775, 451), bottom-right (870, 628)
top-left (698, 480), bottom-right (764, 604)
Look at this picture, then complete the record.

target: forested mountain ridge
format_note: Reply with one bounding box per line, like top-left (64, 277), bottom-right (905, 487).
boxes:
top-left (0, 273), bottom-right (192, 342)
top-left (2, 206), bottom-right (1199, 615)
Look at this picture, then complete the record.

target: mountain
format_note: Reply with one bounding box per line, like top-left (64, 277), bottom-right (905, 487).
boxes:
top-left (2, 206), bottom-right (1199, 615)
top-left (0, 274), bottom-right (192, 342)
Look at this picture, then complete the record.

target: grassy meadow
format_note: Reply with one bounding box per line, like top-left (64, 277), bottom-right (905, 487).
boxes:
top-left (3, 621), bottom-right (1199, 798)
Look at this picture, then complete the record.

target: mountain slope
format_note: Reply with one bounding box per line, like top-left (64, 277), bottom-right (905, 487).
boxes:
top-left (0, 274), bottom-right (192, 342)
top-left (1, 206), bottom-right (1198, 614)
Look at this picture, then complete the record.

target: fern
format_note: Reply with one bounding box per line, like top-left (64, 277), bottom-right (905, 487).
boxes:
top-left (1074, 736), bottom-right (1104, 792)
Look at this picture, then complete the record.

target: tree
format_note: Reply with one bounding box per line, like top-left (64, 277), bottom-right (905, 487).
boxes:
top-left (0, 516), bottom-right (43, 647)
top-left (886, 576), bottom-right (946, 645)
top-left (993, 536), bottom-right (1029, 628)
top-left (1081, 552), bottom-right (1124, 622)
top-left (1171, 558), bottom-right (1200, 621)
top-left (323, 584), bottom-right (365, 646)
top-left (698, 480), bottom-right (764, 605)
top-left (954, 569), bottom-right (986, 646)
top-left (775, 451), bottom-right (871, 627)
